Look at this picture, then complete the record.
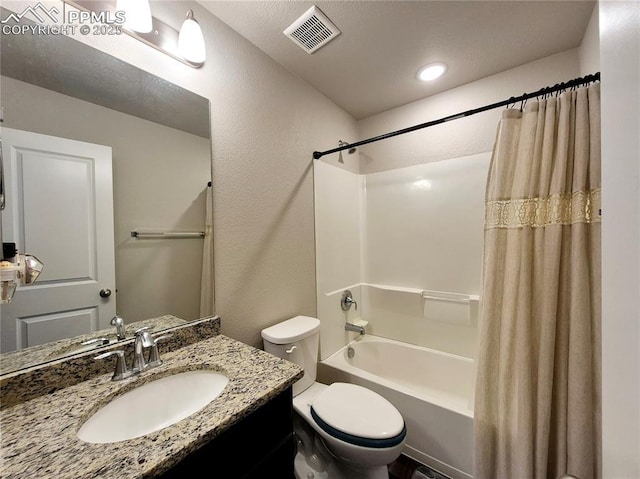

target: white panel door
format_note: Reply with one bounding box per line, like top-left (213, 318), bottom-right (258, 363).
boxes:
top-left (0, 128), bottom-right (116, 352)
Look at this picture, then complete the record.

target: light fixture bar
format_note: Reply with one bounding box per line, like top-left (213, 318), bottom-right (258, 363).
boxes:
top-left (65, 0), bottom-right (203, 68)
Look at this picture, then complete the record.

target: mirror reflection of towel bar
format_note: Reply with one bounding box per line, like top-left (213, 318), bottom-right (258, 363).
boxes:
top-left (131, 231), bottom-right (205, 239)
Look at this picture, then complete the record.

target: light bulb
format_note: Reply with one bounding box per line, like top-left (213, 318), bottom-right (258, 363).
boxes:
top-left (417, 63), bottom-right (447, 82)
top-left (178, 10), bottom-right (206, 64)
top-left (117, 0), bottom-right (152, 33)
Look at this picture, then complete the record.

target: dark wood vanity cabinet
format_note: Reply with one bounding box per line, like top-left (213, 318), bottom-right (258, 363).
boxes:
top-left (158, 387), bottom-right (295, 479)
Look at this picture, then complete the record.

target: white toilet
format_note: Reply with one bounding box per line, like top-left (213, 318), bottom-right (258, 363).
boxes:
top-left (261, 315), bottom-right (406, 479)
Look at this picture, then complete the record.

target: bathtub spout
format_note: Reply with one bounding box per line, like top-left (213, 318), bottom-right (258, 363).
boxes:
top-left (345, 322), bottom-right (365, 335)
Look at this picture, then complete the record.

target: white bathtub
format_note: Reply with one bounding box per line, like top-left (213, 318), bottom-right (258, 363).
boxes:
top-left (318, 335), bottom-right (474, 479)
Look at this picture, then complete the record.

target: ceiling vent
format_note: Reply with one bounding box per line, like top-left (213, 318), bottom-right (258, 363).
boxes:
top-left (284, 6), bottom-right (341, 54)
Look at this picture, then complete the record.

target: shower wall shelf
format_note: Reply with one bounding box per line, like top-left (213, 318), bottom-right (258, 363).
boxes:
top-left (364, 283), bottom-right (422, 294)
top-left (364, 283), bottom-right (480, 304)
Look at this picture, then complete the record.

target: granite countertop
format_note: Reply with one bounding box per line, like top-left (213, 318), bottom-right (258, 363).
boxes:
top-left (0, 332), bottom-right (303, 478)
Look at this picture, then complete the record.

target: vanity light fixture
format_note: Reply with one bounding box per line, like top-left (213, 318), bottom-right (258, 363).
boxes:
top-left (116, 0), bottom-right (152, 33)
top-left (178, 10), bottom-right (206, 65)
top-left (417, 62), bottom-right (447, 82)
top-left (66, 1), bottom-right (206, 68)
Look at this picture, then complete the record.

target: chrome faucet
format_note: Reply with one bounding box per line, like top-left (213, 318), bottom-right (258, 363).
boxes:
top-left (110, 315), bottom-right (126, 340)
top-left (341, 290), bottom-right (358, 311)
top-left (94, 327), bottom-right (169, 381)
top-left (133, 326), bottom-right (154, 373)
top-left (95, 350), bottom-right (134, 381)
top-left (345, 322), bottom-right (365, 335)
top-left (147, 334), bottom-right (172, 368)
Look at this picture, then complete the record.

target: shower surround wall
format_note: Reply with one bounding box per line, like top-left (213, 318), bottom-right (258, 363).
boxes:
top-left (315, 152), bottom-right (489, 361)
top-left (315, 159), bottom-right (365, 359)
top-left (362, 153), bottom-right (488, 357)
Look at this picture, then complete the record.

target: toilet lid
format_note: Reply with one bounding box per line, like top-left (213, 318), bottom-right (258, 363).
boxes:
top-left (310, 383), bottom-right (404, 440)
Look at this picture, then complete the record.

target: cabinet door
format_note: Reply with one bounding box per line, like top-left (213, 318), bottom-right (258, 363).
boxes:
top-left (159, 388), bottom-right (295, 478)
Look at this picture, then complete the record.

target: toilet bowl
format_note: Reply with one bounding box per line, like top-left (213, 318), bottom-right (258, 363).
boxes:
top-left (261, 316), bottom-right (406, 479)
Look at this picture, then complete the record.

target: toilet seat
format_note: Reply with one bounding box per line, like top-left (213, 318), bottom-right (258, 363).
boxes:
top-left (309, 383), bottom-right (406, 448)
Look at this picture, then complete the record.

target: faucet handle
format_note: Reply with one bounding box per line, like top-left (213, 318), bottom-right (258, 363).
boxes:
top-left (134, 326), bottom-right (154, 347)
top-left (95, 350), bottom-right (133, 381)
top-left (348, 297), bottom-right (358, 310)
top-left (132, 326), bottom-right (154, 373)
top-left (152, 334), bottom-right (172, 343)
top-left (341, 290), bottom-right (358, 311)
top-left (147, 334), bottom-right (172, 368)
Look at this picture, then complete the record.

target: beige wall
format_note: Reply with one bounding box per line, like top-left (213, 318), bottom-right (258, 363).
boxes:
top-left (1, 76), bottom-right (211, 324)
top-left (357, 48), bottom-right (581, 174)
top-left (579, 4), bottom-right (600, 76)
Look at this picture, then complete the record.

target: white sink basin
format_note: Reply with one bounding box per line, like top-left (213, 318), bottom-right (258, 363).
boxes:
top-left (77, 370), bottom-right (228, 443)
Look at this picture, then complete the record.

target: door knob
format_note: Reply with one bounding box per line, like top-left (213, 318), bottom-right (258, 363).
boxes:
top-left (99, 288), bottom-right (112, 298)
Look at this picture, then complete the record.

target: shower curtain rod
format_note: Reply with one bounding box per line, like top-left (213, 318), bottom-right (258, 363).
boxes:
top-left (312, 72), bottom-right (600, 160)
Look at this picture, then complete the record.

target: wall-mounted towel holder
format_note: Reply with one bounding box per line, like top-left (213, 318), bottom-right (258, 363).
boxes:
top-left (421, 290), bottom-right (480, 304)
top-left (421, 289), bottom-right (480, 326)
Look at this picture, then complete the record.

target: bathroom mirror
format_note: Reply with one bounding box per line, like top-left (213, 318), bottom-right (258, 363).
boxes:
top-left (0, 14), bottom-right (212, 374)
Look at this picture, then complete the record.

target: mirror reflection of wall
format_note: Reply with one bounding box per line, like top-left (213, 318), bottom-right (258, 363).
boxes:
top-left (0, 29), bottom-right (212, 358)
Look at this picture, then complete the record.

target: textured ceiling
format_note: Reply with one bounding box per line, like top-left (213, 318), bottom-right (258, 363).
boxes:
top-left (199, 0), bottom-right (596, 120)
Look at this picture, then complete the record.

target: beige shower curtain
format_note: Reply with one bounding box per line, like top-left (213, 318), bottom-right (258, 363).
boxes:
top-left (474, 84), bottom-right (601, 479)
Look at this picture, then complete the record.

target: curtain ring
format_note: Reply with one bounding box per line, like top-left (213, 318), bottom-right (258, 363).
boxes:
top-left (519, 95), bottom-right (527, 112)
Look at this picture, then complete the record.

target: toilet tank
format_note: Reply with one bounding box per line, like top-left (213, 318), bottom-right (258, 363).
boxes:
top-left (261, 316), bottom-right (320, 396)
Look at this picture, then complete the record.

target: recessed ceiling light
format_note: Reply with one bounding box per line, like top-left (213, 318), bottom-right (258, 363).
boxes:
top-left (417, 63), bottom-right (447, 82)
